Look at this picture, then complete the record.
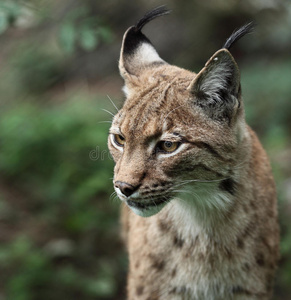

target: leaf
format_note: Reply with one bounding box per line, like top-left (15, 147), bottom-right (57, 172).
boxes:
top-left (59, 21), bottom-right (76, 54)
top-left (0, 12), bottom-right (8, 34)
top-left (98, 26), bottom-right (113, 43)
top-left (80, 26), bottom-right (98, 51)
top-left (87, 277), bottom-right (115, 297)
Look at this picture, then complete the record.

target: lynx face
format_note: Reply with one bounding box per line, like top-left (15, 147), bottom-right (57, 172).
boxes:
top-left (108, 9), bottom-right (252, 217)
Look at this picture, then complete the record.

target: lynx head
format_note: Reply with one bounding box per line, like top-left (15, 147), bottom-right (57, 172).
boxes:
top-left (108, 7), bottom-right (254, 217)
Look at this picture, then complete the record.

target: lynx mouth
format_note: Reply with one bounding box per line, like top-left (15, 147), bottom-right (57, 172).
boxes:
top-left (127, 198), bottom-right (167, 209)
top-left (126, 197), bottom-right (170, 217)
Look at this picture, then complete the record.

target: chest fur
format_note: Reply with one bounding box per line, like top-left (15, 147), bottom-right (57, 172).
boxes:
top-left (125, 191), bottom-right (277, 300)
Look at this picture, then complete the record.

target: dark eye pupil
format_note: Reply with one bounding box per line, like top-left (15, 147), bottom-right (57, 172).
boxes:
top-left (164, 141), bottom-right (172, 148)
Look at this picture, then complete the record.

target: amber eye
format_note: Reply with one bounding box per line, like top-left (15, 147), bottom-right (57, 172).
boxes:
top-left (158, 141), bottom-right (180, 153)
top-left (113, 134), bottom-right (126, 147)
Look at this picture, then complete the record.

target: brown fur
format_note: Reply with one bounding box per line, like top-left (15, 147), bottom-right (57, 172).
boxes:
top-left (108, 11), bottom-right (279, 300)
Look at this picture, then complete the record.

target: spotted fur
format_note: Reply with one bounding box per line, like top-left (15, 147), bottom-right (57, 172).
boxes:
top-left (108, 7), bottom-right (279, 300)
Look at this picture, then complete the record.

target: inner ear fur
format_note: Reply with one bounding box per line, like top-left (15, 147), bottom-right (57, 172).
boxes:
top-left (119, 27), bottom-right (166, 79)
top-left (189, 49), bottom-right (241, 121)
top-left (119, 7), bottom-right (169, 83)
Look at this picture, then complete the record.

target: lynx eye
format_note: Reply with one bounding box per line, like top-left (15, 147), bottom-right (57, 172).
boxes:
top-left (158, 141), bottom-right (180, 153)
top-left (113, 134), bottom-right (126, 147)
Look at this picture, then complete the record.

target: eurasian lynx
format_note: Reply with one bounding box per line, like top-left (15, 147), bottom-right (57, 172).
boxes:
top-left (108, 7), bottom-right (279, 300)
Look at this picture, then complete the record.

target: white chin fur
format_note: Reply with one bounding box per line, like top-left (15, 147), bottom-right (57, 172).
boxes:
top-left (127, 202), bottom-right (167, 218)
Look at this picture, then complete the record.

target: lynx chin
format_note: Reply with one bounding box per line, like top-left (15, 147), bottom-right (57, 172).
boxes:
top-left (108, 7), bottom-right (279, 300)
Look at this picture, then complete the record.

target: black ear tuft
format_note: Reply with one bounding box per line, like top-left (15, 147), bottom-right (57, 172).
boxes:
top-left (119, 6), bottom-right (170, 79)
top-left (223, 22), bottom-right (255, 50)
top-left (136, 6), bottom-right (170, 32)
top-left (123, 6), bottom-right (170, 55)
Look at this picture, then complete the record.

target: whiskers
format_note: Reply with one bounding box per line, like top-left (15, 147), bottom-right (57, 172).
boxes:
top-left (99, 95), bottom-right (120, 125)
top-left (169, 177), bottom-right (228, 191)
top-left (106, 95), bottom-right (119, 112)
top-left (109, 190), bottom-right (119, 203)
top-left (101, 108), bottom-right (115, 117)
top-left (99, 108), bottom-right (114, 125)
top-left (98, 120), bottom-right (113, 124)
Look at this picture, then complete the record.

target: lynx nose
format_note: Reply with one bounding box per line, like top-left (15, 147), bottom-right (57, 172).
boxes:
top-left (115, 181), bottom-right (139, 197)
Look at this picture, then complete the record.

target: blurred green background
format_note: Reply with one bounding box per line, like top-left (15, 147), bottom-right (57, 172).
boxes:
top-left (0, 0), bottom-right (290, 299)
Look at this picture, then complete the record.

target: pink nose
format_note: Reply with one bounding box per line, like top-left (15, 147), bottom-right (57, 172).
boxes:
top-left (115, 181), bottom-right (139, 197)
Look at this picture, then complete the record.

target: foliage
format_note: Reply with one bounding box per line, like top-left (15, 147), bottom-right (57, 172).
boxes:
top-left (0, 0), bottom-right (22, 33)
top-left (0, 95), bottom-right (115, 227)
top-left (0, 235), bottom-right (120, 299)
top-left (242, 59), bottom-right (291, 138)
top-left (0, 94), bottom-right (125, 299)
top-left (11, 48), bottom-right (65, 93)
top-left (59, 6), bottom-right (113, 54)
top-left (0, 0), bottom-right (290, 299)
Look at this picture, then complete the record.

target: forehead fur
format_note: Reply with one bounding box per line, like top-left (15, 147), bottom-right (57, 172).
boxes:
top-left (124, 64), bottom-right (194, 91)
top-left (115, 65), bottom-right (192, 131)
top-left (112, 64), bottom-right (232, 143)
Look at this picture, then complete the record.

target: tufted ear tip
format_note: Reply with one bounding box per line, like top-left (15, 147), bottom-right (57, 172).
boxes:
top-left (119, 27), bottom-right (164, 77)
top-left (119, 7), bottom-right (169, 81)
top-left (223, 22), bottom-right (255, 50)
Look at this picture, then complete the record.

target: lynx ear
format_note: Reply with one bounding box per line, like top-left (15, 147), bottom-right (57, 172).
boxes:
top-left (119, 7), bottom-right (169, 82)
top-left (189, 22), bottom-right (254, 121)
top-left (189, 49), bottom-right (241, 121)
